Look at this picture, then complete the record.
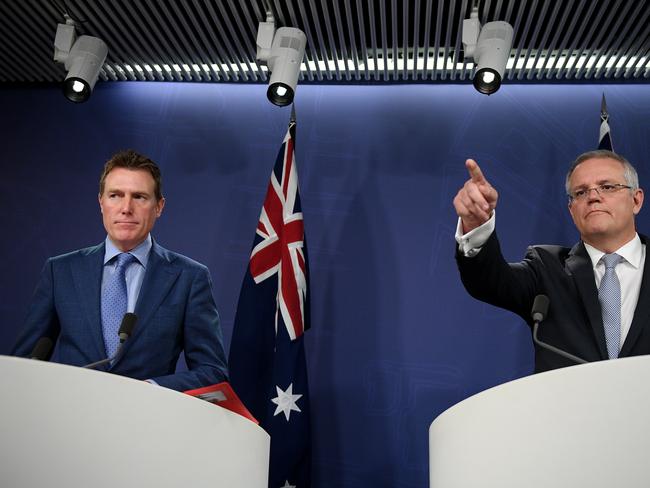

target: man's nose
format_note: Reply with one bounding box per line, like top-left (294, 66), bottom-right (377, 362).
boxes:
top-left (120, 197), bottom-right (134, 213)
top-left (586, 187), bottom-right (603, 202)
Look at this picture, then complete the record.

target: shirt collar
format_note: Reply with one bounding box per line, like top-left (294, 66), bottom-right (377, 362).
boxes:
top-left (583, 233), bottom-right (643, 270)
top-left (103, 234), bottom-right (152, 267)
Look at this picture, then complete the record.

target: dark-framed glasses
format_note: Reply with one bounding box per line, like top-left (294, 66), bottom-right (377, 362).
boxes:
top-left (568, 183), bottom-right (632, 202)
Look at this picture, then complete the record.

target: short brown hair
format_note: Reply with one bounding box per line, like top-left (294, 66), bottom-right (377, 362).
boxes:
top-left (99, 149), bottom-right (163, 200)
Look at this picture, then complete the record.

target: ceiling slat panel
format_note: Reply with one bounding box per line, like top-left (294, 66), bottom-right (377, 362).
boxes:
top-left (616, 18), bottom-right (650, 78)
top-left (307, 0), bottom-right (335, 81)
top-left (214, 1), bottom-right (258, 81)
top-left (89, 1), bottom-right (147, 81)
top-left (334, 2), bottom-right (359, 81)
top-left (545, 0), bottom-right (585, 80)
top-left (295, 0), bottom-right (324, 81)
top-left (421, 0), bottom-right (434, 80)
top-left (517, 0), bottom-right (547, 80)
top-left (184, 0), bottom-right (227, 82)
top-left (558, 0), bottom-right (599, 80)
top-left (570, 0), bottom-right (613, 80)
top-left (431, 0), bottom-right (444, 80)
top-left (596, 1), bottom-right (647, 79)
top-left (366, 0), bottom-right (379, 80)
top-left (354, 0), bottom-right (370, 80)
top-left (0, 14), bottom-right (56, 81)
top-left (282, 1), bottom-right (307, 82)
top-left (449, 0), bottom-right (468, 81)
top-left (0, 0), bottom-right (647, 86)
top-left (441, 0), bottom-right (457, 80)
top-left (379, 0), bottom-right (399, 81)
top-left (331, 0), bottom-right (352, 81)
top-left (402, 0), bottom-right (409, 80)
top-left (582, 0), bottom-right (630, 80)
top-left (120, 2), bottom-right (172, 81)
top-left (527, 0), bottom-right (561, 80)
top-left (412, 0), bottom-right (420, 80)
top-left (626, 40), bottom-right (650, 78)
top-left (320, 1), bottom-right (342, 81)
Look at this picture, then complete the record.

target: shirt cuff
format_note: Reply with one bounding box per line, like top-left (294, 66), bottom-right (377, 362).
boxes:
top-left (455, 212), bottom-right (496, 257)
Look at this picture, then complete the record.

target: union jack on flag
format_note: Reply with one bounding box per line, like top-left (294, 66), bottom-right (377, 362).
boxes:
top-left (229, 114), bottom-right (311, 488)
top-left (249, 122), bottom-right (307, 340)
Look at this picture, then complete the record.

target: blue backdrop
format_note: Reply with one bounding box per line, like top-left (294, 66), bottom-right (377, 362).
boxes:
top-left (1, 82), bottom-right (649, 487)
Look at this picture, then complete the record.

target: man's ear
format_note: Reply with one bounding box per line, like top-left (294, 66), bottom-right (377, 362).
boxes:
top-left (156, 197), bottom-right (166, 217)
top-left (633, 188), bottom-right (644, 215)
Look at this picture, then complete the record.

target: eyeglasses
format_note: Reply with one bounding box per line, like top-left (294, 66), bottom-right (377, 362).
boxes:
top-left (568, 183), bottom-right (632, 202)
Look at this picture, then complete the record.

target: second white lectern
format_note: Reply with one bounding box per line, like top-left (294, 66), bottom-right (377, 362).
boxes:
top-left (429, 356), bottom-right (650, 488)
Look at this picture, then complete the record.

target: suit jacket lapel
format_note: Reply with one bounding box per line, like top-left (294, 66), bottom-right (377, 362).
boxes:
top-left (113, 242), bottom-right (180, 367)
top-left (566, 241), bottom-right (608, 360)
top-left (72, 243), bottom-right (106, 360)
top-left (620, 234), bottom-right (650, 356)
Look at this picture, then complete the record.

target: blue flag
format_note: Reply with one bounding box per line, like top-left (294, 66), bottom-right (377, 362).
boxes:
top-left (229, 115), bottom-right (311, 488)
top-left (598, 93), bottom-right (613, 151)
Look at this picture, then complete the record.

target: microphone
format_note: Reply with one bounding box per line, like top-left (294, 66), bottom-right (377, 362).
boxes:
top-left (83, 313), bottom-right (138, 370)
top-left (531, 295), bottom-right (587, 365)
top-left (30, 337), bottom-right (54, 360)
top-left (116, 312), bottom-right (138, 342)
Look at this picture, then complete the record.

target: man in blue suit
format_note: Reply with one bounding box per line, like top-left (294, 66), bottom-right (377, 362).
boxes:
top-left (12, 150), bottom-right (228, 391)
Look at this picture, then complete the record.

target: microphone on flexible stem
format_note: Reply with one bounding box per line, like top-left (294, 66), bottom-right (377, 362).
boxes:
top-left (30, 337), bottom-right (54, 360)
top-left (531, 295), bottom-right (587, 365)
top-left (83, 313), bottom-right (138, 370)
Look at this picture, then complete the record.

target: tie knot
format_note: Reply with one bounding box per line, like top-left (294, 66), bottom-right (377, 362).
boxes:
top-left (115, 252), bottom-right (136, 270)
top-left (601, 253), bottom-right (622, 269)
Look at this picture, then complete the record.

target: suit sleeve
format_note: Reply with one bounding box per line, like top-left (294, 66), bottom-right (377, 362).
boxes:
top-left (455, 231), bottom-right (544, 322)
top-left (12, 258), bottom-right (61, 357)
top-left (150, 265), bottom-right (228, 391)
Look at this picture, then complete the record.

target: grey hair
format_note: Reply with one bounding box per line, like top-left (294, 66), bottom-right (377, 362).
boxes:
top-left (565, 149), bottom-right (639, 195)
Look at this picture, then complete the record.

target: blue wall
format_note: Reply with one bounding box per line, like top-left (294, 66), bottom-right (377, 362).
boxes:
top-left (1, 82), bottom-right (649, 487)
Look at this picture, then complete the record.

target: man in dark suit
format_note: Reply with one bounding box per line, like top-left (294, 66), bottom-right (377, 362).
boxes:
top-left (12, 150), bottom-right (228, 391)
top-left (453, 150), bottom-right (648, 372)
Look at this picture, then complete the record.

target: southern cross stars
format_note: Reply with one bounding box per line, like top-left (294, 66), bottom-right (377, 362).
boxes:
top-left (271, 383), bottom-right (302, 421)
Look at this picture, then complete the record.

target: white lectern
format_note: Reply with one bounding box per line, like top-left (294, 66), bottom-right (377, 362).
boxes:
top-left (429, 356), bottom-right (650, 488)
top-left (0, 356), bottom-right (269, 488)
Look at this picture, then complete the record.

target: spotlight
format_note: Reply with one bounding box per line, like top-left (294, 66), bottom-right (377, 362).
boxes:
top-left (462, 8), bottom-right (513, 95)
top-left (53, 18), bottom-right (107, 103)
top-left (256, 18), bottom-right (306, 107)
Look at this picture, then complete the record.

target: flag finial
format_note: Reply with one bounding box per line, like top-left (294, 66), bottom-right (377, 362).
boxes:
top-left (598, 93), bottom-right (613, 151)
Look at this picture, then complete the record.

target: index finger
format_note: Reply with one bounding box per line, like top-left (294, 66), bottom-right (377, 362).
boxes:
top-left (466, 159), bottom-right (486, 184)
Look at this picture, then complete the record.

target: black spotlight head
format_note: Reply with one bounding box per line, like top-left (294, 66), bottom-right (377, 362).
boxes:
top-left (473, 68), bottom-right (502, 95)
top-left (63, 77), bottom-right (91, 103)
top-left (267, 82), bottom-right (294, 107)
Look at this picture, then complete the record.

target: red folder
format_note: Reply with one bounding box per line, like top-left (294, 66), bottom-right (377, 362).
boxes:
top-left (183, 382), bottom-right (258, 424)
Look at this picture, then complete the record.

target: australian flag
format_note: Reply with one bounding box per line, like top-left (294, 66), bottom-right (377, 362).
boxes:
top-left (598, 93), bottom-right (613, 151)
top-left (229, 111), bottom-right (311, 488)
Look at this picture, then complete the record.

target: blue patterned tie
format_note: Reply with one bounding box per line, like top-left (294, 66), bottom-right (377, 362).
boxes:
top-left (101, 253), bottom-right (136, 358)
top-left (599, 253), bottom-right (623, 359)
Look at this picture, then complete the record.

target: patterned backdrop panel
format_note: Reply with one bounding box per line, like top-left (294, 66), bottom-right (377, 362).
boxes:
top-left (1, 83), bottom-right (649, 488)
